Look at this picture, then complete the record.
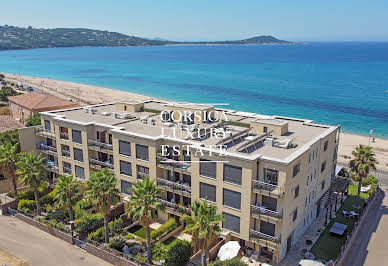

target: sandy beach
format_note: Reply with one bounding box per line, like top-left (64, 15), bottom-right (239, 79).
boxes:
top-left (3, 73), bottom-right (388, 172)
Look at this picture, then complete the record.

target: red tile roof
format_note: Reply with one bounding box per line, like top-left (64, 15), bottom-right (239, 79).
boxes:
top-left (8, 93), bottom-right (78, 111)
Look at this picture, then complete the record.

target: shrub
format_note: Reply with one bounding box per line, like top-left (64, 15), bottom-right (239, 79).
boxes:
top-left (108, 236), bottom-right (126, 251)
top-left (46, 207), bottom-right (68, 222)
top-left (152, 242), bottom-right (167, 261)
top-left (211, 257), bottom-right (248, 266)
top-left (109, 218), bottom-right (123, 236)
top-left (25, 113), bottom-right (41, 127)
top-left (164, 239), bottom-right (191, 266)
top-left (75, 213), bottom-right (104, 236)
top-left (45, 218), bottom-right (70, 233)
top-left (18, 199), bottom-right (36, 213)
top-left (40, 189), bottom-right (58, 206)
top-left (88, 227), bottom-right (105, 243)
top-left (135, 254), bottom-right (147, 264)
top-left (151, 218), bottom-right (178, 240)
top-left (0, 129), bottom-right (19, 145)
top-left (74, 199), bottom-right (93, 219)
top-left (125, 233), bottom-right (135, 240)
top-left (15, 187), bottom-right (49, 201)
top-left (0, 106), bottom-right (10, 115)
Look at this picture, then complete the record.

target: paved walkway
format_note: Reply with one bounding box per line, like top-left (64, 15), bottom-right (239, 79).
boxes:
top-left (341, 186), bottom-right (388, 266)
top-left (0, 215), bottom-right (112, 266)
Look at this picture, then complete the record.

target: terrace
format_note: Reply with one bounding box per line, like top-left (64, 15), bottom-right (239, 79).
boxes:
top-left (89, 158), bottom-right (114, 170)
top-left (251, 205), bottom-right (282, 223)
top-left (157, 178), bottom-right (191, 197)
top-left (251, 180), bottom-right (284, 198)
top-left (35, 126), bottom-right (55, 138)
top-left (249, 229), bottom-right (281, 249)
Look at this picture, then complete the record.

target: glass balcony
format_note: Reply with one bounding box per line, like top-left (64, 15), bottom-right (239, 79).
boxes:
top-left (88, 139), bottom-right (113, 151)
top-left (252, 180), bottom-right (284, 198)
top-left (157, 178), bottom-right (191, 196)
top-left (89, 158), bottom-right (114, 169)
top-left (37, 143), bottom-right (57, 156)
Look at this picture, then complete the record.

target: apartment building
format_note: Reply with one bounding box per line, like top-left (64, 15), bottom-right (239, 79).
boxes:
top-left (18, 99), bottom-right (340, 263)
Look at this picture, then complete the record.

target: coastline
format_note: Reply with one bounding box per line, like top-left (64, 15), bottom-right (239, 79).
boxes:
top-left (3, 73), bottom-right (388, 172)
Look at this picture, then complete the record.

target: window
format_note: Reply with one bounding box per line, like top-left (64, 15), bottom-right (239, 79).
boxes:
top-left (200, 182), bottom-right (216, 202)
top-left (262, 195), bottom-right (277, 211)
top-left (293, 162), bottom-right (300, 177)
top-left (119, 140), bottom-right (131, 156)
top-left (73, 148), bottom-right (83, 162)
top-left (137, 165), bottom-right (149, 179)
top-left (260, 220), bottom-right (275, 236)
top-left (120, 160), bottom-right (132, 176)
top-left (263, 126), bottom-right (268, 133)
top-left (294, 185), bottom-right (300, 199)
top-left (223, 164), bottom-right (242, 185)
top-left (321, 180), bottom-right (325, 191)
top-left (72, 129), bottom-right (82, 144)
top-left (121, 180), bottom-right (132, 195)
top-left (223, 213), bottom-right (240, 234)
top-left (223, 189), bottom-right (241, 210)
top-left (75, 166), bottom-right (85, 179)
top-left (124, 105), bottom-right (127, 111)
top-left (63, 162), bottom-right (71, 175)
top-left (108, 134), bottom-right (113, 145)
top-left (264, 168), bottom-right (278, 185)
top-left (44, 120), bottom-right (51, 131)
top-left (293, 208), bottom-right (298, 221)
top-left (321, 161), bottom-right (326, 173)
top-left (183, 174), bottom-right (191, 185)
top-left (136, 144), bottom-right (149, 161)
top-left (61, 144), bottom-right (70, 157)
top-left (324, 141), bottom-right (328, 151)
top-left (200, 159), bottom-right (216, 179)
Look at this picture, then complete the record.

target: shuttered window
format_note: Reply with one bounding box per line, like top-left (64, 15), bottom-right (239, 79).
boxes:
top-left (200, 182), bottom-right (216, 202)
top-left (75, 166), bottom-right (85, 179)
top-left (119, 140), bottom-right (131, 156)
top-left (120, 160), bottom-right (132, 176)
top-left (223, 164), bottom-right (242, 185)
top-left (136, 144), bottom-right (149, 161)
top-left (200, 159), bottom-right (216, 179)
top-left (73, 148), bottom-right (83, 162)
top-left (223, 212), bottom-right (240, 234)
top-left (223, 189), bottom-right (241, 210)
top-left (121, 180), bottom-right (132, 195)
top-left (72, 130), bottom-right (82, 144)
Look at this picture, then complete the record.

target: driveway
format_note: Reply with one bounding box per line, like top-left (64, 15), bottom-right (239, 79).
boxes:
top-left (341, 185), bottom-right (388, 266)
top-left (0, 215), bottom-right (112, 266)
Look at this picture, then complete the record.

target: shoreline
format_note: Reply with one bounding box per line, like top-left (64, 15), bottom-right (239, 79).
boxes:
top-left (3, 73), bottom-right (388, 172)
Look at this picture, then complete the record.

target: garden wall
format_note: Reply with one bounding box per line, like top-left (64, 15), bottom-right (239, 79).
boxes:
top-left (158, 224), bottom-right (184, 243)
top-left (0, 195), bottom-right (18, 215)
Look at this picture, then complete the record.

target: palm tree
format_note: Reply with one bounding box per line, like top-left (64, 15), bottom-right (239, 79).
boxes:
top-left (350, 145), bottom-right (377, 199)
top-left (182, 200), bottom-right (224, 266)
top-left (85, 168), bottom-right (119, 243)
top-left (16, 152), bottom-right (48, 215)
top-left (55, 175), bottom-right (80, 221)
top-left (0, 142), bottom-right (19, 196)
top-left (127, 177), bottom-right (165, 264)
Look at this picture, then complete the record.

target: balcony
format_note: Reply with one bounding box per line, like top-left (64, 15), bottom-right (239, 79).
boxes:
top-left (60, 132), bottom-right (69, 140)
top-left (137, 172), bottom-right (149, 180)
top-left (62, 150), bottom-right (71, 158)
top-left (36, 126), bottom-right (55, 139)
top-left (157, 178), bottom-right (191, 197)
top-left (156, 156), bottom-right (191, 173)
top-left (63, 167), bottom-right (72, 176)
top-left (44, 161), bottom-right (59, 174)
top-left (159, 199), bottom-right (189, 216)
top-left (251, 205), bottom-right (282, 223)
top-left (88, 139), bottom-right (113, 153)
top-left (252, 180), bottom-right (284, 198)
top-left (89, 158), bottom-right (114, 170)
top-left (249, 229), bottom-right (280, 249)
top-left (37, 143), bottom-right (58, 156)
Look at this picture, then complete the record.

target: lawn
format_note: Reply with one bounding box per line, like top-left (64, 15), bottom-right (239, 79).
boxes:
top-left (163, 237), bottom-right (186, 248)
top-left (348, 184), bottom-right (369, 200)
top-left (310, 191), bottom-right (365, 262)
top-left (133, 227), bottom-right (155, 239)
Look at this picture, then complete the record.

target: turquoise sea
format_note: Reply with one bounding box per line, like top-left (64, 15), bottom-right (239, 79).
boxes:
top-left (0, 42), bottom-right (387, 137)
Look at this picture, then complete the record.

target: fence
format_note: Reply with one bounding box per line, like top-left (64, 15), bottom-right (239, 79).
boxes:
top-left (335, 188), bottom-right (381, 265)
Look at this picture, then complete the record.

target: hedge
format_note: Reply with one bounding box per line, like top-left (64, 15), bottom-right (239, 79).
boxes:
top-left (164, 239), bottom-right (191, 266)
top-left (74, 213), bottom-right (104, 236)
top-left (109, 218), bottom-right (123, 235)
top-left (88, 227), bottom-right (105, 243)
top-left (40, 189), bottom-right (58, 206)
top-left (151, 218), bottom-right (178, 240)
top-left (18, 199), bottom-right (36, 213)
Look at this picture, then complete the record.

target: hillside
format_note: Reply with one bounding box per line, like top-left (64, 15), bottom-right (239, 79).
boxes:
top-left (0, 25), bottom-right (291, 50)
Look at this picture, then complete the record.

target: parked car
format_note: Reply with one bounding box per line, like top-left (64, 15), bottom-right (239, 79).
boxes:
top-left (27, 86), bottom-right (34, 91)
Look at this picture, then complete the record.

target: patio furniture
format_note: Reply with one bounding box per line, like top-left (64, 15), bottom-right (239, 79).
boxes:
top-left (350, 211), bottom-right (359, 219)
top-left (303, 251), bottom-right (315, 260)
top-left (342, 211), bottom-right (351, 218)
top-left (330, 222), bottom-right (347, 236)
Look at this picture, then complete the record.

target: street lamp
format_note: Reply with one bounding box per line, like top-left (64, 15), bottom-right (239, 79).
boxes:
top-left (69, 220), bottom-right (75, 245)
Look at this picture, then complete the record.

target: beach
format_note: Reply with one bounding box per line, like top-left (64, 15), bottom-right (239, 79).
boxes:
top-left (4, 73), bottom-right (388, 172)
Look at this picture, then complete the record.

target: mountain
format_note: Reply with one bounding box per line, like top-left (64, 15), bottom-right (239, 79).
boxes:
top-left (0, 25), bottom-right (292, 50)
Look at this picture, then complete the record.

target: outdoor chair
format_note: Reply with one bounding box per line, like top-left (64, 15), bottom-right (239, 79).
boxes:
top-left (342, 211), bottom-right (351, 218)
top-left (350, 211), bottom-right (359, 219)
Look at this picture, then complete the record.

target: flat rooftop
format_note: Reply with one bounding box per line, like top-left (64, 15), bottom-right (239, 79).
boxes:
top-left (43, 100), bottom-right (338, 162)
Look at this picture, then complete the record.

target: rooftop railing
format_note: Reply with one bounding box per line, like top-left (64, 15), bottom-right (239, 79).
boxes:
top-left (157, 178), bottom-right (191, 194)
top-left (252, 180), bottom-right (284, 198)
top-left (251, 205), bottom-right (282, 219)
top-left (88, 139), bottom-right (113, 150)
top-left (89, 158), bottom-right (114, 169)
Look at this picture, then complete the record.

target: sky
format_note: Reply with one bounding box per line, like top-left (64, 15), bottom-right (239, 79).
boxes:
top-left (1, 0), bottom-right (387, 42)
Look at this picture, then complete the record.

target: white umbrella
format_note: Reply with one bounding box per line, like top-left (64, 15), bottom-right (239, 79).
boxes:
top-left (217, 241), bottom-right (241, 261)
top-left (299, 260), bottom-right (325, 266)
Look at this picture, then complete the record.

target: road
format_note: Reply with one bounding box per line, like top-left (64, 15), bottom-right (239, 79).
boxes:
top-left (341, 185), bottom-right (388, 266)
top-left (0, 215), bottom-right (112, 266)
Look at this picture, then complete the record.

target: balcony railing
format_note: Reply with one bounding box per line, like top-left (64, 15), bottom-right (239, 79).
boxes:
top-left (159, 199), bottom-right (189, 215)
top-left (156, 156), bottom-right (191, 172)
top-left (63, 167), bottom-right (72, 175)
top-left (250, 229), bottom-right (280, 244)
top-left (60, 132), bottom-right (69, 140)
top-left (252, 180), bottom-right (284, 198)
top-left (89, 158), bottom-right (114, 169)
top-left (157, 178), bottom-right (191, 195)
top-left (251, 205), bottom-right (282, 220)
top-left (137, 172), bottom-right (149, 180)
top-left (62, 150), bottom-right (71, 157)
top-left (37, 143), bottom-right (58, 155)
top-left (36, 126), bottom-right (55, 138)
top-left (44, 161), bottom-right (59, 174)
top-left (88, 139), bottom-right (113, 151)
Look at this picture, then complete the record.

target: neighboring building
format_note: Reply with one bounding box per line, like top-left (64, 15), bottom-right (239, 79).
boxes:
top-left (8, 92), bottom-right (78, 124)
top-left (18, 100), bottom-right (340, 263)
